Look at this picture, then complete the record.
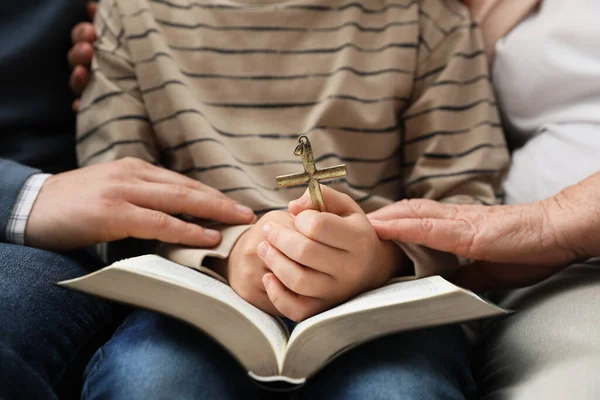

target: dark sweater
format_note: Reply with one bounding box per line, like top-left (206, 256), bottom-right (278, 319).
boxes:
top-left (0, 0), bottom-right (88, 239)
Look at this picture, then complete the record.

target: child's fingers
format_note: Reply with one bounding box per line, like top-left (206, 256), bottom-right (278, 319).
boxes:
top-left (257, 241), bottom-right (334, 298)
top-left (263, 221), bottom-right (345, 275)
top-left (294, 209), bottom-right (363, 251)
top-left (263, 274), bottom-right (325, 322)
top-left (289, 185), bottom-right (363, 217)
top-left (246, 286), bottom-right (282, 317)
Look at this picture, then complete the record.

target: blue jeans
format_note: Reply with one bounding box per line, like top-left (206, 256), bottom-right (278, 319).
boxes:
top-left (0, 243), bottom-right (116, 400)
top-left (83, 311), bottom-right (475, 400)
top-left (0, 242), bottom-right (474, 399)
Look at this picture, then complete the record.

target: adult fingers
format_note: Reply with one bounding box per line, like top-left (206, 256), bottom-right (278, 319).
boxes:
top-left (293, 209), bottom-right (360, 251)
top-left (289, 185), bottom-right (363, 217)
top-left (123, 182), bottom-right (255, 225)
top-left (257, 241), bottom-right (334, 298)
top-left (369, 218), bottom-right (474, 257)
top-left (122, 204), bottom-right (222, 247)
top-left (69, 65), bottom-right (90, 95)
top-left (263, 273), bottom-right (325, 322)
top-left (68, 42), bottom-right (94, 69)
top-left (71, 22), bottom-right (96, 45)
top-left (135, 162), bottom-right (235, 201)
top-left (367, 199), bottom-right (457, 222)
top-left (87, 2), bottom-right (98, 20)
top-left (263, 221), bottom-right (344, 275)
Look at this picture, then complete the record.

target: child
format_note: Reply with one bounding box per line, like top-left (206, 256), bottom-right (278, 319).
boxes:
top-left (76, 0), bottom-right (508, 398)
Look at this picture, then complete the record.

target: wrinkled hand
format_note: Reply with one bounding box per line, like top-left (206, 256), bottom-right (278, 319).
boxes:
top-left (69, 2), bottom-right (97, 110)
top-left (26, 157), bottom-right (255, 251)
top-left (368, 172), bottom-right (600, 289)
top-left (258, 186), bottom-right (406, 321)
top-left (215, 211), bottom-right (297, 316)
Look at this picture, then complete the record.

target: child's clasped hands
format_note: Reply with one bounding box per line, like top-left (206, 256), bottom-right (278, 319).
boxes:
top-left (222, 186), bottom-right (407, 321)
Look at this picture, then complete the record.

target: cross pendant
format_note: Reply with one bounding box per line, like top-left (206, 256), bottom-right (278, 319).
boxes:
top-left (276, 135), bottom-right (347, 212)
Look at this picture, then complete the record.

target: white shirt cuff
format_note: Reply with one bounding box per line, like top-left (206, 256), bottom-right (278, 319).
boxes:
top-left (5, 173), bottom-right (52, 245)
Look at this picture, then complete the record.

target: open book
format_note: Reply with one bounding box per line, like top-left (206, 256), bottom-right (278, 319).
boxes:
top-left (59, 254), bottom-right (507, 386)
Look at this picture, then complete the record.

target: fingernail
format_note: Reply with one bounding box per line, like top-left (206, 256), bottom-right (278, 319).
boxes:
top-left (235, 204), bottom-right (254, 218)
top-left (257, 241), bottom-right (268, 258)
top-left (263, 275), bottom-right (271, 289)
top-left (263, 222), bottom-right (272, 237)
top-left (204, 229), bottom-right (220, 239)
top-left (369, 219), bottom-right (383, 226)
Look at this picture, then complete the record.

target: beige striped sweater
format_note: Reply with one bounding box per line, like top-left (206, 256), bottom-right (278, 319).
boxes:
top-left (77, 0), bottom-right (509, 278)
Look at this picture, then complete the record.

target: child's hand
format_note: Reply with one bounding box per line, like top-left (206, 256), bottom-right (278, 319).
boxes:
top-left (258, 186), bottom-right (407, 321)
top-left (215, 211), bottom-right (296, 316)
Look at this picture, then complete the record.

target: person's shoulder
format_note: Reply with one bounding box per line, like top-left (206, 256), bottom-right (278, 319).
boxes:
top-left (97, 0), bottom-right (148, 18)
top-left (417, 0), bottom-right (475, 51)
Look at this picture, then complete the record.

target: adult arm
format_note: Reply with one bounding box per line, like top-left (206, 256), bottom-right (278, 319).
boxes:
top-left (369, 172), bottom-right (600, 290)
top-left (0, 159), bottom-right (43, 243)
top-left (1, 155), bottom-right (255, 252)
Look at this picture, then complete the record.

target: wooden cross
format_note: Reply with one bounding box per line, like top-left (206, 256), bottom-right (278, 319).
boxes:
top-left (276, 135), bottom-right (347, 212)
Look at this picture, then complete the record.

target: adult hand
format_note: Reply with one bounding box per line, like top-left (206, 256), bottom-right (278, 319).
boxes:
top-left (258, 186), bottom-right (406, 321)
top-left (367, 172), bottom-right (600, 286)
top-left (26, 158), bottom-right (256, 251)
top-left (69, 2), bottom-right (97, 110)
top-left (214, 211), bottom-right (298, 317)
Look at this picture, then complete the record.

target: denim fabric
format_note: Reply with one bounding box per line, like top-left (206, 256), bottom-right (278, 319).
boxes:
top-left (83, 311), bottom-right (474, 400)
top-left (0, 243), bottom-right (115, 399)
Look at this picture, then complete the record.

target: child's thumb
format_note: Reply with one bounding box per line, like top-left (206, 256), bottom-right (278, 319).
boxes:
top-left (289, 185), bottom-right (363, 216)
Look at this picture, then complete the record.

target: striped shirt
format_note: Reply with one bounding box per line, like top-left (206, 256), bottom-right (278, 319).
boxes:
top-left (77, 0), bottom-right (509, 278)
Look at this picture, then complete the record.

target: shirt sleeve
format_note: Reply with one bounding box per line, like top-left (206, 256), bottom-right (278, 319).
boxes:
top-left (159, 224), bottom-right (253, 280)
top-left (0, 159), bottom-right (41, 243)
top-left (398, 0), bottom-right (510, 278)
top-left (76, 0), bottom-right (159, 167)
top-left (4, 173), bottom-right (52, 245)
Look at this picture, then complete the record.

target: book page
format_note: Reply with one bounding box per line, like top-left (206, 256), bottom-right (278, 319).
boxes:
top-left (122, 255), bottom-right (288, 359)
top-left (290, 276), bottom-right (456, 342)
top-left (280, 276), bottom-right (506, 380)
top-left (59, 255), bottom-right (288, 375)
